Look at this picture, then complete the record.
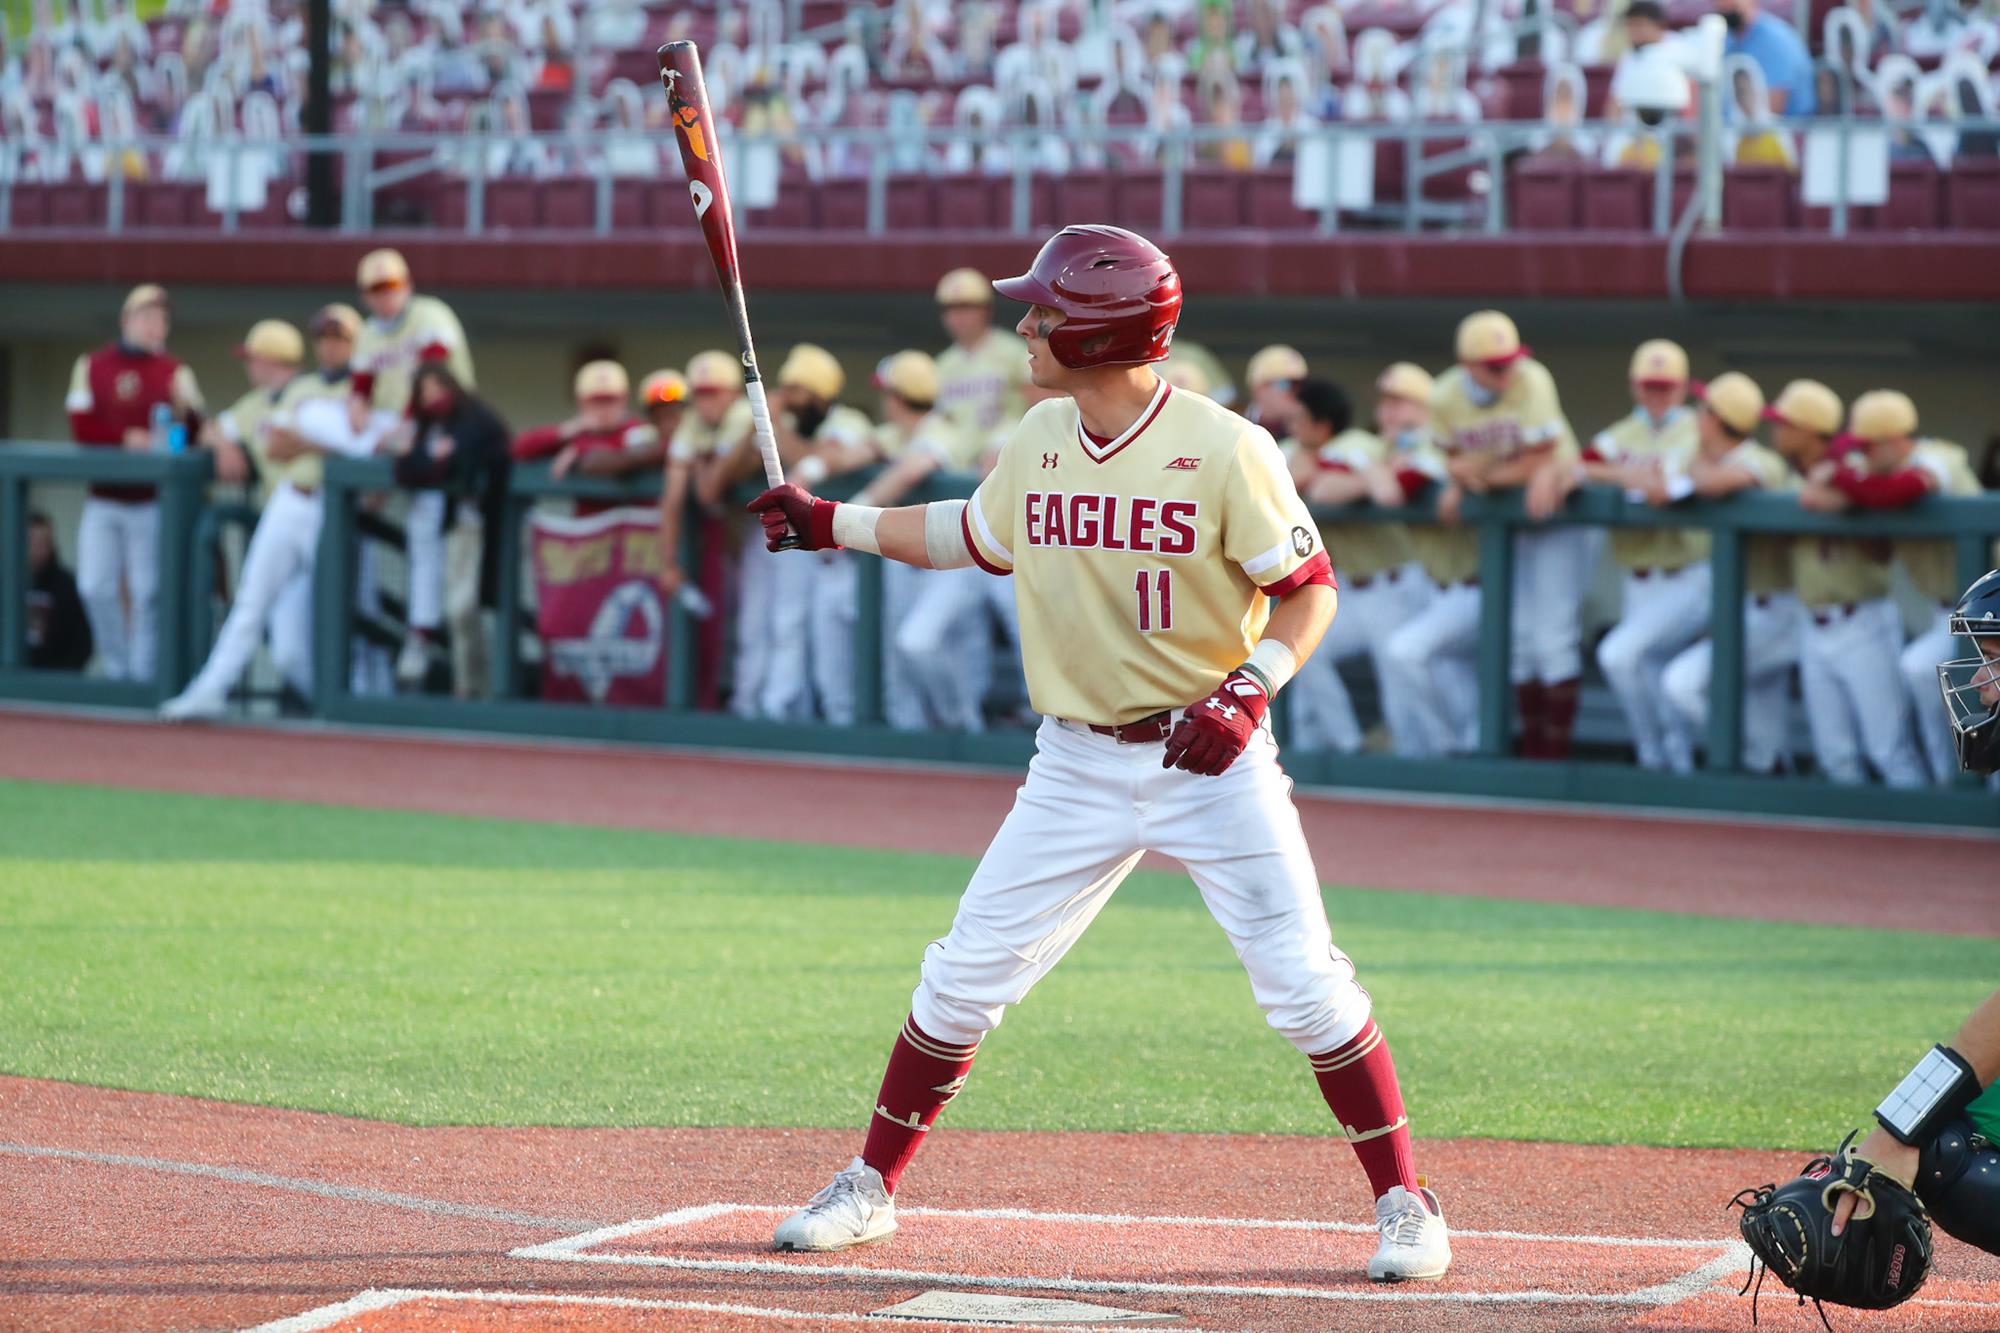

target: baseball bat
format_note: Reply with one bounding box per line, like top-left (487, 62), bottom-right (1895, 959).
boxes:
top-left (656, 40), bottom-right (798, 549)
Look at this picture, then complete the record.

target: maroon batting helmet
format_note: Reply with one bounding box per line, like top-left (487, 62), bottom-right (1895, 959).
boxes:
top-left (993, 224), bottom-right (1182, 370)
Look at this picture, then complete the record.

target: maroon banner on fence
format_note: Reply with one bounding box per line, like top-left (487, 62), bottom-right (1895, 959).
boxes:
top-left (529, 506), bottom-right (668, 707)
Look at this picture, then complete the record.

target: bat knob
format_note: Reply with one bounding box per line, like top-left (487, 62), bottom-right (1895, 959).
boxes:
top-left (774, 533), bottom-right (804, 552)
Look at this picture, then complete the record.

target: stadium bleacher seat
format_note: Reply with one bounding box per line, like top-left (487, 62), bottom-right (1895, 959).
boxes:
top-left (1184, 168), bottom-right (1248, 229)
top-left (127, 180), bottom-right (201, 228)
top-left (483, 178), bottom-right (541, 230)
top-left (1721, 165), bottom-right (1795, 231)
top-left (937, 176), bottom-right (1007, 230)
top-left (1944, 157), bottom-right (2000, 230)
top-left (886, 175), bottom-right (936, 230)
top-left (1116, 173), bottom-right (1164, 230)
top-left (1510, 155), bottom-right (1586, 229)
top-left (1248, 166), bottom-right (1322, 230)
top-left (817, 178), bottom-right (869, 229)
top-left (539, 177), bottom-right (595, 229)
top-left (1054, 171), bottom-right (1116, 226)
top-left (45, 182), bottom-right (106, 229)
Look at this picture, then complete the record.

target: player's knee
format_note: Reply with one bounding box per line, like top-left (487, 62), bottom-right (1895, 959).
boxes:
top-left (1916, 1117), bottom-right (2000, 1255)
top-left (1596, 626), bottom-right (1642, 684)
top-left (1660, 656), bottom-right (1703, 722)
top-left (1266, 984), bottom-right (1372, 1055)
top-left (909, 982), bottom-right (998, 1049)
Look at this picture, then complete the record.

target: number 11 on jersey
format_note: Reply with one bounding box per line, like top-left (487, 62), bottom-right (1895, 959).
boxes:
top-left (1135, 568), bottom-right (1173, 633)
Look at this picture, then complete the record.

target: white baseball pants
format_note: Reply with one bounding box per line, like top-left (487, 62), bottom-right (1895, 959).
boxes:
top-left (1798, 598), bottom-right (1926, 787)
top-left (808, 551), bottom-right (857, 726)
top-left (405, 490), bottom-right (447, 632)
top-left (895, 565), bottom-right (992, 733)
top-left (1286, 568), bottom-right (1425, 755)
top-left (882, 562), bottom-right (927, 731)
top-left (1900, 606), bottom-right (1957, 785)
top-left (1381, 579), bottom-right (1482, 757)
top-left (731, 538), bottom-right (780, 719)
top-left (182, 482), bottom-right (321, 703)
top-left (1661, 592), bottom-right (1803, 774)
top-left (1597, 563), bottom-right (1713, 773)
top-left (911, 716), bottom-right (1371, 1056)
top-left (75, 497), bottom-right (160, 682)
top-left (1512, 527), bottom-right (1600, 685)
top-left (351, 544), bottom-right (395, 696)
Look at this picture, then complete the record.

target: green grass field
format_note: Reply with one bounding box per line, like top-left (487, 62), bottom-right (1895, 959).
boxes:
top-left (1, 779), bottom-right (1992, 1150)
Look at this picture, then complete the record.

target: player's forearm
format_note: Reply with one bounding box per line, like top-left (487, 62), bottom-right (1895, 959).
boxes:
top-left (1306, 469), bottom-right (1371, 505)
top-left (1953, 986), bottom-right (2000, 1086)
top-left (1261, 582), bottom-right (1337, 665)
top-left (658, 462), bottom-right (691, 562)
top-left (859, 453), bottom-right (937, 508)
top-left (872, 504), bottom-right (937, 568)
top-left (1484, 445), bottom-right (1554, 490)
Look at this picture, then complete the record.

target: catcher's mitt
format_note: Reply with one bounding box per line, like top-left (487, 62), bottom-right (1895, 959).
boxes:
top-left (1731, 1131), bottom-right (1934, 1328)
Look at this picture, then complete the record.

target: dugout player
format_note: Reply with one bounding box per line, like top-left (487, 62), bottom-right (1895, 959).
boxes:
top-left (1246, 343), bottom-right (1308, 444)
top-left (934, 268), bottom-right (1031, 448)
top-left (1578, 341), bottom-right (1707, 774)
top-left (509, 361), bottom-right (662, 511)
top-left (66, 283), bottom-right (205, 683)
top-left (749, 225), bottom-right (1451, 1283)
top-left (1432, 311), bottom-right (1593, 759)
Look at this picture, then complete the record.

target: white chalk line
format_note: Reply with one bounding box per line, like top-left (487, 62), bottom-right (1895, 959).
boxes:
top-left (0, 1141), bottom-right (598, 1231)
top-left (237, 1287), bottom-right (1278, 1333)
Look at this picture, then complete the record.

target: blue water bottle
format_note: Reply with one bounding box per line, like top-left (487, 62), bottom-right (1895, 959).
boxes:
top-left (150, 401), bottom-right (172, 452)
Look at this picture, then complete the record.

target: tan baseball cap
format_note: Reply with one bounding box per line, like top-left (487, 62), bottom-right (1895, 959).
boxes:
top-left (573, 360), bottom-right (630, 403)
top-left (236, 319), bottom-right (305, 365)
top-left (1456, 310), bottom-right (1526, 365)
top-left (1847, 389), bottom-right (1918, 441)
top-left (357, 248), bottom-right (411, 290)
top-left (309, 303), bottom-right (362, 339)
top-left (1246, 344), bottom-right (1308, 389)
top-left (122, 283), bottom-right (169, 319)
top-left (686, 350), bottom-right (744, 393)
top-left (1158, 356), bottom-right (1211, 396)
top-left (1376, 361), bottom-right (1434, 403)
top-left (1762, 379), bottom-right (1843, 437)
top-left (778, 343), bottom-right (844, 401)
top-left (935, 267), bottom-right (992, 306)
top-left (640, 369), bottom-right (689, 406)
top-left (1629, 338), bottom-right (1689, 386)
top-left (1699, 371), bottom-right (1765, 435)
top-left (874, 350), bottom-right (939, 406)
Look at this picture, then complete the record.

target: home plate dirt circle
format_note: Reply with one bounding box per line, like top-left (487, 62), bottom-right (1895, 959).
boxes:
top-left (7, 1078), bottom-right (1999, 1333)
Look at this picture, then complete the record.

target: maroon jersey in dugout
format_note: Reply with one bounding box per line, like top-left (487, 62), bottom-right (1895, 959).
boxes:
top-left (65, 343), bottom-right (203, 503)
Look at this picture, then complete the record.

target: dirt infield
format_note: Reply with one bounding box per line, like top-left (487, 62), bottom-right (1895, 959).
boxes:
top-left (2, 708), bottom-right (1994, 934)
top-left (6, 708), bottom-right (1999, 1332)
top-left (5, 1076), bottom-right (1996, 1333)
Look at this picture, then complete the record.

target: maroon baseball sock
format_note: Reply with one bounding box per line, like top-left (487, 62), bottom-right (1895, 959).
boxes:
top-left (1308, 1017), bottom-right (1423, 1203)
top-left (859, 1015), bottom-right (980, 1194)
top-left (1541, 677), bottom-right (1581, 760)
top-left (1514, 681), bottom-right (1546, 758)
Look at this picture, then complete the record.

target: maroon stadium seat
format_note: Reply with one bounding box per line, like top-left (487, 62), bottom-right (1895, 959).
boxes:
top-left (612, 180), bottom-right (648, 230)
top-left (125, 181), bottom-right (196, 227)
top-left (1495, 61), bottom-right (1547, 120)
top-left (240, 180), bottom-right (296, 230)
top-left (1944, 157), bottom-right (2000, 229)
top-left (745, 183), bottom-right (815, 230)
top-left (8, 183), bottom-right (51, 228)
top-left (483, 178), bottom-right (540, 230)
top-left (1582, 66), bottom-right (1615, 118)
top-left (1030, 175), bottom-right (1063, 229)
top-left (1722, 166), bottom-right (1795, 231)
top-left (44, 182), bottom-right (105, 228)
top-left (1580, 168), bottom-right (1652, 230)
top-left (1248, 168), bottom-right (1320, 230)
top-left (540, 177), bottom-right (595, 229)
top-left (1182, 168), bottom-right (1247, 228)
top-left (937, 176), bottom-right (1006, 230)
top-left (433, 180), bottom-right (469, 230)
top-left (525, 89), bottom-right (567, 132)
top-left (1373, 139), bottom-right (1407, 206)
top-left (1115, 173), bottom-right (1163, 229)
top-left (1055, 171), bottom-right (1115, 224)
top-left (1882, 159), bottom-right (1945, 230)
top-left (1510, 155), bottom-right (1584, 230)
top-left (886, 175), bottom-right (936, 230)
top-left (816, 179), bottom-right (868, 230)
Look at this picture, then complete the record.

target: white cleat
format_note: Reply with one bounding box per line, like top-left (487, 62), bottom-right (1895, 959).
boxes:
top-left (158, 690), bottom-right (226, 723)
top-left (1367, 1185), bottom-right (1451, 1282)
top-left (395, 635), bottom-right (430, 688)
top-left (772, 1156), bottom-right (896, 1253)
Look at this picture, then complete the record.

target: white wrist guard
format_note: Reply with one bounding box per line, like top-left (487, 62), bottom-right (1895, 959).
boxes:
top-left (1240, 639), bottom-right (1300, 697)
top-left (831, 504), bottom-right (884, 555)
top-left (1875, 1044), bottom-right (1982, 1146)
top-left (924, 500), bottom-right (974, 570)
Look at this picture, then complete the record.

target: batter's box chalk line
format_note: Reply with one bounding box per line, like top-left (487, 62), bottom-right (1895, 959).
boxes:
top-left (507, 1201), bottom-right (1761, 1308)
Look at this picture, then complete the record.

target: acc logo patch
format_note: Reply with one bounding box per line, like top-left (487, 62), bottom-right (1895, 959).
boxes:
top-left (1291, 525), bottom-right (1315, 558)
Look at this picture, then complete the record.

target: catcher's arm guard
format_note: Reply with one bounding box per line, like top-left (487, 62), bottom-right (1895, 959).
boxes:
top-left (1732, 1132), bottom-right (1934, 1326)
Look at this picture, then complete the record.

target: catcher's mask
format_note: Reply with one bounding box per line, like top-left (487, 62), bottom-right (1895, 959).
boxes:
top-left (1936, 568), bottom-right (2000, 775)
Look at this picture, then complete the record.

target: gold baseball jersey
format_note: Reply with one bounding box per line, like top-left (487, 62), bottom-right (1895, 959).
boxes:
top-left (1313, 428), bottom-right (1415, 582)
top-left (936, 331), bottom-right (1030, 440)
top-left (814, 404), bottom-right (876, 453)
top-left (215, 383), bottom-right (287, 492)
top-left (271, 370), bottom-right (380, 496)
top-left (1430, 359), bottom-right (1578, 464)
top-left (1393, 430), bottom-right (1479, 586)
top-left (353, 294), bottom-right (474, 415)
top-left (1592, 407), bottom-right (1706, 571)
top-left (1718, 440), bottom-right (1796, 596)
top-left (669, 398), bottom-right (753, 463)
top-left (1899, 439), bottom-right (1982, 603)
top-left (961, 382), bottom-right (1331, 727)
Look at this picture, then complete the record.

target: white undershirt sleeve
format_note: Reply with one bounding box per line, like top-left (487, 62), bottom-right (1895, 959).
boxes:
top-left (924, 499), bottom-right (975, 570)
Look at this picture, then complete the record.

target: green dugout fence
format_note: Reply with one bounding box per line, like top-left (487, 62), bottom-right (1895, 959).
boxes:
top-left (2, 442), bottom-right (1995, 828)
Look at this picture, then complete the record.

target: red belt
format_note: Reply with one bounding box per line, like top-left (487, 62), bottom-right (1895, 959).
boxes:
top-left (1811, 602), bottom-right (1859, 626)
top-left (1083, 710), bottom-right (1175, 744)
top-left (1349, 568), bottom-right (1401, 591)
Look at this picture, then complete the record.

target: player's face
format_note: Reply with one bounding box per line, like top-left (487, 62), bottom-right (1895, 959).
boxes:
top-left (415, 375), bottom-right (454, 415)
top-left (692, 386), bottom-right (734, 427)
top-left (1976, 638), bottom-right (2000, 708)
top-left (941, 303), bottom-right (988, 347)
top-left (315, 331), bottom-right (352, 372)
top-left (1015, 304), bottom-right (1070, 390)
top-left (1465, 359), bottom-right (1515, 394)
top-left (27, 521), bottom-right (52, 568)
top-left (124, 304), bottom-right (168, 349)
top-left (1376, 392), bottom-right (1426, 437)
top-left (577, 395), bottom-right (625, 430)
top-left (648, 400), bottom-right (686, 438)
top-left (1634, 380), bottom-right (1684, 419)
top-left (362, 281), bottom-right (408, 321)
top-left (1865, 434), bottom-right (1913, 474)
top-left (1252, 380), bottom-right (1300, 433)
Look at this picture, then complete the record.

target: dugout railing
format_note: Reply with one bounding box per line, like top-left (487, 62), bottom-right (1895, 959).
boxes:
top-left (3, 442), bottom-right (1997, 828)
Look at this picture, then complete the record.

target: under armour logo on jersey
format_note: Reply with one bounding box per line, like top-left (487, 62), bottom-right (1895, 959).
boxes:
top-left (1164, 456), bottom-right (1202, 471)
top-left (1042, 452), bottom-right (1060, 469)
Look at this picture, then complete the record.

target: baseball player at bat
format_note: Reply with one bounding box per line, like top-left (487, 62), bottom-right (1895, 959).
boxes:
top-left (748, 225), bottom-right (1451, 1282)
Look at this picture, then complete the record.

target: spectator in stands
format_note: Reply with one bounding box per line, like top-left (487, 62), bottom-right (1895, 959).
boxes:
top-left (1254, 62), bottom-right (1319, 165)
top-left (1189, 0), bottom-right (1236, 81)
top-left (1300, 5), bottom-right (1349, 94)
top-left (1602, 50), bottom-right (1689, 168)
top-left (474, 12), bottom-right (516, 91)
top-left (391, 362), bottom-right (510, 699)
top-left (1197, 68), bottom-right (1253, 169)
top-left (530, 14), bottom-right (573, 93)
top-left (1532, 63), bottom-right (1596, 159)
top-left (26, 511), bottom-right (91, 672)
top-left (1343, 28), bottom-right (1412, 121)
top-left (1140, 11), bottom-right (1179, 80)
top-left (1953, 62), bottom-right (2000, 157)
top-left (1729, 59), bottom-right (1797, 166)
top-left (1603, 0), bottom-right (1669, 122)
top-left (67, 284), bottom-right (204, 684)
top-left (510, 361), bottom-right (663, 507)
top-left (1874, 58), bottom-right (1937, 162)
top-left (1904, 0), bottom-right (1995, 61)
top-left (1716, 0), bottom-right (1816, 116)
top-left (1236, 0), bottom-right (1305, 74)
top-left (1413, 48), bottom-right (1480, 122)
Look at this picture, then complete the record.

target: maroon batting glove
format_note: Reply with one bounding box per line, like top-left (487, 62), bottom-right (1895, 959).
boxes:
top-left (1163, 670), bottom-right (1271, 775)
top-left (746, 483), bottom-right (837, 552)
